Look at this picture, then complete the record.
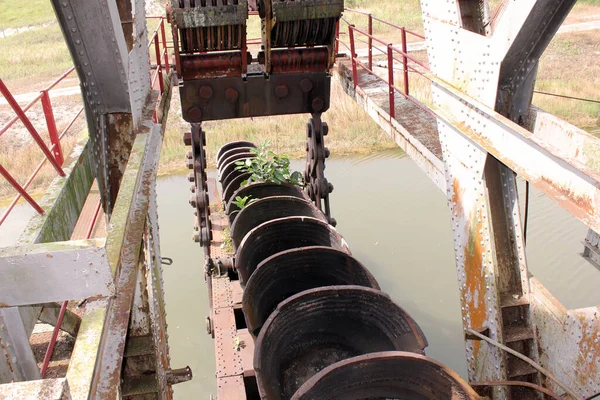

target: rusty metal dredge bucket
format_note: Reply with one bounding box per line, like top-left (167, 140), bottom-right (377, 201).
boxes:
top-left (253, 286), bottom-right (429, 400)
top-left (216, 141), bottom-right (256, 165)
top-left (234, 216), bottom-right (349, 285)
top-left (225, 183), bottom-right (309, 222)
top-left (230, 196), bottom-right (326, 248)
top-left (223, 172), bottom-right (252, 204)
top-left (220, 151), bottom-right (254, 185)
top-left (242, 246), bottom-right (380, 337)
top-left (291, 352), bottom-right (481, 400)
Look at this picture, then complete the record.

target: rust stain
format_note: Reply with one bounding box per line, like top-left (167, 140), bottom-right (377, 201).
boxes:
top-left (46, 253), bottom-right (53, 258)
top-left (574, 312), bottom-right (600, 387)
top-left (453, 179), bottom-right (487, 361)
top-left (540, 176), bottom-right (595, 217)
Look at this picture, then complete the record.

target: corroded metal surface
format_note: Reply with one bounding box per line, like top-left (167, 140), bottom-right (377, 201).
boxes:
top-left (230, 196), bottom-right (326, 247)
top-left (291, 352), bottom-right (480, 400)
top-left (254, 286), bottom-right (428, 400)
top-left (216, 142), bottom-right (256, 168)
top-left (234, 216), bottom-right (349, 285)
top-left (242, 246), bottom-right (379, 336)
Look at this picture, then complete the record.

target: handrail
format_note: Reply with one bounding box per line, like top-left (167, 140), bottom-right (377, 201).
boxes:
top-left (0, 16), bottom-right (170, 227)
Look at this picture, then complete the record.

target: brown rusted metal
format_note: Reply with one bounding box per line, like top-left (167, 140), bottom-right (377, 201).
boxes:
top-left (230, 196), bottom-right (326, 247)
top-left (254, 286), bottom-right (428, 400)
top-left (291, 351), bottom-right (480, 400)
top-left (260, 48), bottom-right (330, 74)
top-left (179, 73), bottom-right (331, 122)
top-left (242, 246), bottom-right (379, 337)
top-left (223, 173), bottom-right (252, 205)
top-left (234, 216), bottom-right (349, 285)
top-left (217, 141), bottom-right (256, 164)
top-left (217, 146), bottom-right (256, 170)
top-left (225, 183), bottom-right (310, 222)
top-left (180, 52), bottom-right (252, 80)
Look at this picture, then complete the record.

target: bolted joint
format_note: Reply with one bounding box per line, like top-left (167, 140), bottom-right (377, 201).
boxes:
top-left (275, 85), bottom-right (289, 98)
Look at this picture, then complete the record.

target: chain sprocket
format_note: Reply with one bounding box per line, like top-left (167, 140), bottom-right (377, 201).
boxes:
top-left (305, 113), bottom-right (336, 226)
top-left (185, 124), bottom-right (212, 255)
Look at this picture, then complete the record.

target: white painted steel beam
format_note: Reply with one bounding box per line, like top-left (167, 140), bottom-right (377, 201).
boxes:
top-left (0, 239), bottom-right (113, 307)
top-left (0, 378), bottom-right (70, 400)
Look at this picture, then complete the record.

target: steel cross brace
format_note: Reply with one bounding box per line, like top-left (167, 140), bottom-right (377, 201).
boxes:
top-left (420, 0), bottom-right (587, 398)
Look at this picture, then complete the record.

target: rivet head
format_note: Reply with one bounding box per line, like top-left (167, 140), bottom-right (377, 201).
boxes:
top-left (187, 107), bottom-right (202, 122)
top-left (225, 88), bottom-right (239, 103)
top-left (199, 85), bottom-right (213, 99)
top-left (300, 78), bottom-right (313, 92)
top-left (275, 85), bottom-right (289, 98)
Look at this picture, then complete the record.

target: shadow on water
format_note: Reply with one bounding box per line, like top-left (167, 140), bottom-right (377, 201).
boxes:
top-left (157, 148), bottom-right (600, 398)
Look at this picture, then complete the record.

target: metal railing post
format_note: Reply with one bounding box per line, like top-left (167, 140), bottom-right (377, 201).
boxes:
top-left (335, 20), bottom-right (340, 55)
top-left (401, 27), bottom-right (409, 96)
top-left (349, 25), bottom-right (358, 88)
top-left (41, 90), bottom-right (63, 166)
top-left (160, 18), bottom-right (170, 73)
top-left (154, 35), bottom-right (164, 93)
top-left (368, 14), bottom-right (373, 71)
top-left (387, 44), bottom-right (395, 119)
top-left (0, 79), bottom-right (65, 176)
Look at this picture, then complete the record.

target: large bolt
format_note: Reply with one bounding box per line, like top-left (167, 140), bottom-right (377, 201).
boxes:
top-left (187, 172), bottom-right (195, 182)
top-left (186, 159), bottom-right (194, 169)
top-left (300, 79), bottom-right (313, 93)
top-left (322, 122), bottom-right (329, 136)
top-left (325, 147), bottom-right (331, 158)
top-left (190, 184), bottom-right (196, 193)
top-left (312, 98), bottom-right (324, 112)
top-left (189, 194), bottom-right (197, 208)
top-left (199, 85), bottom-right (213, 99)
top-left (225, 88), bottom-right (239, 103)
top-left (183, 132), bottom-right (192, 146)
top-left (275, 85), bottom-right (289, 98)
top-left (192, 232), bottom-right (200, 243)
top-left (187, 107), bottom-right (202, 122)
top-left (187, 150), bottom-right (193, 160)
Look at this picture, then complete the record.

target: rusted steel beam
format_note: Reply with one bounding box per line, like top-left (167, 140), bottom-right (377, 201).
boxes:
top-left (225, 183), bottom-right (309, 221)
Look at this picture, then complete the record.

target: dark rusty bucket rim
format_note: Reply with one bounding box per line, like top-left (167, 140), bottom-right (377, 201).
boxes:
top-left (230, 195), bottom-right (326, 247)
top-left (225, 182), bottom-right (310, 216)
top-left (290, 351), bottom-right (481, 400)
top-left (216, 140), bottom-right (255, 163)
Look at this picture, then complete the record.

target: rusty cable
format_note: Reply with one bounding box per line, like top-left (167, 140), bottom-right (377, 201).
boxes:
top-left (466, 328), bottom-right (581, 399)
top-left (470, 381), bottom-right (562, 399)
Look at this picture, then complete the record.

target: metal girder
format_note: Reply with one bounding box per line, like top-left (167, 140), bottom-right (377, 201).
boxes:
top-left (0, 308), bottom-right (40, 382)
top-left (91, 122), bottom-right (163, 399)
top-left (0, 378), bottom-right (70, 400)
top-left (51, 0), bottom-right (143, 215)
top-left (421, 0), bottom-right (584, 397)
top-left (0, 239), bottom-right (113, 307)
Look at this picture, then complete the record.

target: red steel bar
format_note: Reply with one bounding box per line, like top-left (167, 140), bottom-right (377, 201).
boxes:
top-left (335, 20), bottom-right (340, 54)
top-left (154, 35), bottom-right (164, 93)
top-left (348, 26), bottom-right (358, 88)
top-left (159, 19), bottom-right (170, 73)
top-left (368, 14), bottom-right (373, 71)
top-left (41, 90), bottom-right (63, 166)
top-left (387, 44), bottom-right (395, 119)
top-left (0, 107), bottom-right (84, 227)
top-left (0, 165), bottom-right (44, 215)
top-left (0, 79), bottom-right (65, 176)
top-left (0, 67), bottom-right (75, 138)
top-left (41, 199), bottom-right (102, 377)
top-left (401, 28), bottom-right (409, 96)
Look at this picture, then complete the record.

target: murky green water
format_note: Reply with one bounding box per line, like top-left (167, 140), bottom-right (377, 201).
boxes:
top-left (157, 148), bottom-right (600, 398)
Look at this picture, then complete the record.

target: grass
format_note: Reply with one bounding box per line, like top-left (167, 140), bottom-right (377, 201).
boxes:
top-left (0, 0), bottom-right (56, 30)
top-left (0, 24), bottom-right (72, 90)
top-left (534, 30), bottom-right (600, 128)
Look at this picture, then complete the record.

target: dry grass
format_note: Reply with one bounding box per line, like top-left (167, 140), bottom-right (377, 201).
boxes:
top-left (534, 30), bottom-right (600, 128)
top-left (0, 0), bottom-right (56, 30)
